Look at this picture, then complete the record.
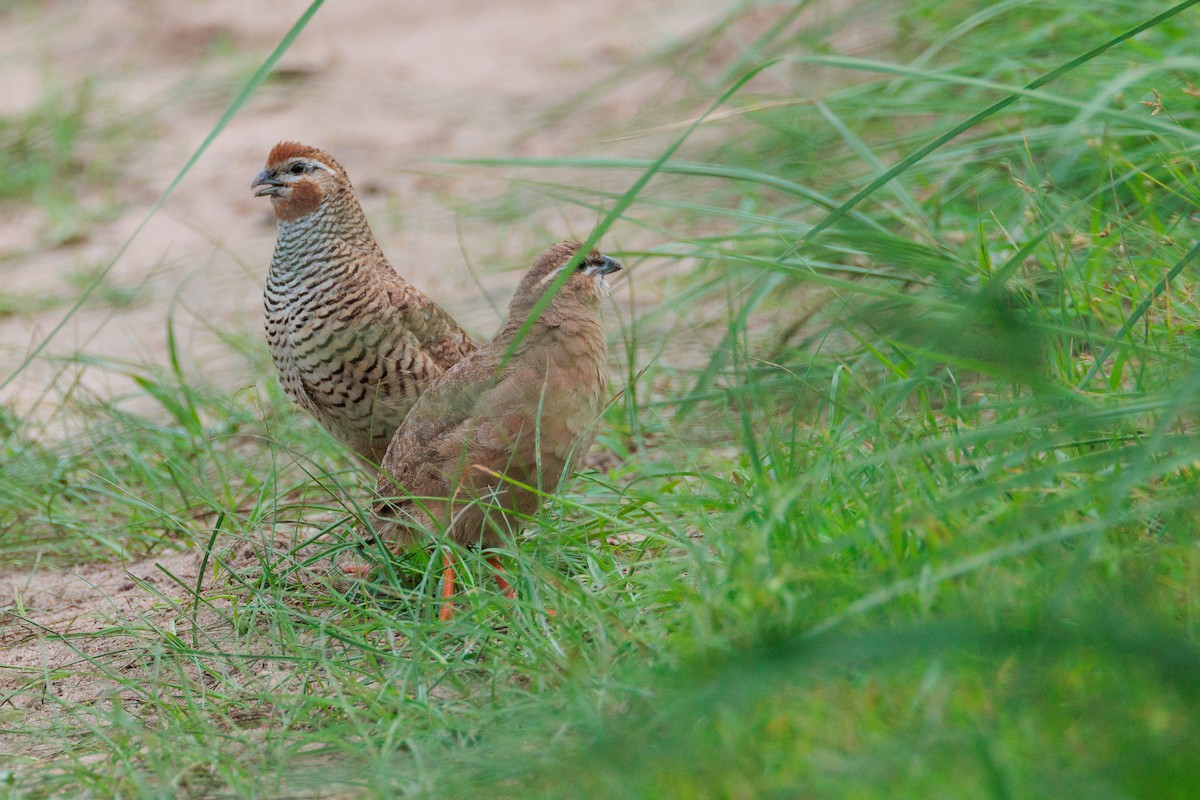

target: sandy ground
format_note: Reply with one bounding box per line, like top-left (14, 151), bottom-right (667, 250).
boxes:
top-left (0, 0), bottom-right (735, 764)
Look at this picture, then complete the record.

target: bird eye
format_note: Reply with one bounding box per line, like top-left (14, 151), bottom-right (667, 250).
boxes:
top-left (289, 163), bottom-right (306, 175)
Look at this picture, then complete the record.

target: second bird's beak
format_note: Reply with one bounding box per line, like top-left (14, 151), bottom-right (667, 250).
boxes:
top-left (592, 256), bottom-right (622, 276)
top-left (252, 169), bottom-right (285, 197)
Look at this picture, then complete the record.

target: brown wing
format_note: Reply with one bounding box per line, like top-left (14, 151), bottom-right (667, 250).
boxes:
top-left (369, 344), bottom-right (507, 547)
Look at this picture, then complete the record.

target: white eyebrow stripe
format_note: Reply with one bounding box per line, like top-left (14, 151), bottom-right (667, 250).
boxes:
top-left (288, 159), bottom-right (337, 174)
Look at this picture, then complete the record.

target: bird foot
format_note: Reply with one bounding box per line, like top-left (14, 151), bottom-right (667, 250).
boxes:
top-left (439, 552), bottom-right (457, 620)
top-left (340, 563), bottom-right (374, 578)
top-left (488, 555), bottom-right (517, 600)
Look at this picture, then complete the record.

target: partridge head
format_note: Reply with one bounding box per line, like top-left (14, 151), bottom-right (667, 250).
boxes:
top-left (253, 141), bottom-right (356, 223)
top-left (253, 141), bottom-right (474, 464)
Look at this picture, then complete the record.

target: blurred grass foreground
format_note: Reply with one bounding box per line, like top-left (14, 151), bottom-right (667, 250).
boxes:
top-left (5, 0), bottom-right (1200, 797)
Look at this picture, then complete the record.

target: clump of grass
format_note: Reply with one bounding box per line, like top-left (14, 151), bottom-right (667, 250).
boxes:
top-left (0, 85), bottom-right (90, 204)
top-left (0, 82), bottom-right (112, 243)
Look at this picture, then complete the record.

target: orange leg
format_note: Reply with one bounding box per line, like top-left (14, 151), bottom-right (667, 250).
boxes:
top-left (439, 550), bottom-right (457, 621)
top-left (488, 554), bottom-right (516, 599)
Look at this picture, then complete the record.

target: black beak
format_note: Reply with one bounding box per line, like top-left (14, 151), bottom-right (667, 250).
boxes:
top-left (593, 256), bottom-right (622, 276)
top-left (251, 169), bottom-right (285, 197)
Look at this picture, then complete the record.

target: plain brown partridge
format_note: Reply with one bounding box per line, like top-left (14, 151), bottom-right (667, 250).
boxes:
top-left (252, 141), bottom-right (475, 464)
top-left (369, 241), bottom-right (621, 617)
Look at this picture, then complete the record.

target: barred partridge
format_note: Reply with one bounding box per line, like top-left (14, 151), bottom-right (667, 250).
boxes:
top-left (252, 142), bottom-right (474, 464)
top-left (370, 241), bottom-right (621, 618)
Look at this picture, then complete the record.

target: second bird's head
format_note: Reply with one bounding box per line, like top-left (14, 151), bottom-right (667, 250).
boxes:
top-left (252, 141), bottom-right (350, 222)
top-left (510, 241), bottom-right (623, 319)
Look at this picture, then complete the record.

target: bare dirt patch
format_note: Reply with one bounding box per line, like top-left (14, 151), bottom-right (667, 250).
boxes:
top-left (1, 547), bottom-right (222, 761)
top-left (0, 537), bottom-right (352, 765)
